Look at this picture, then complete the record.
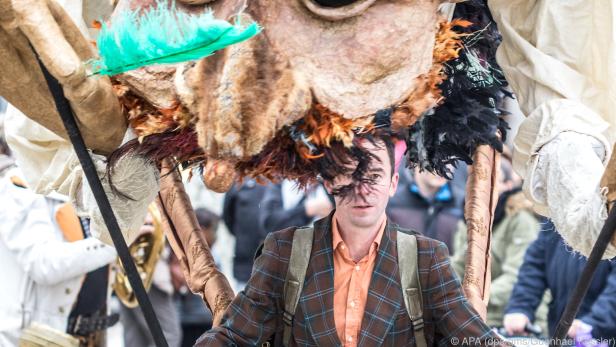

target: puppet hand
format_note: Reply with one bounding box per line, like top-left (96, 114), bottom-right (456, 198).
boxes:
top-left (533, 132), bottom-right (616, 258)
top-left (0, 0), bottom-right (125, 155)
top-left (84, 153), bottom-right (160, 246)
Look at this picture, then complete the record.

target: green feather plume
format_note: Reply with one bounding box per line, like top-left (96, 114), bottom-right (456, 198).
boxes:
top-left (90, 1), bottom-right (260, 76)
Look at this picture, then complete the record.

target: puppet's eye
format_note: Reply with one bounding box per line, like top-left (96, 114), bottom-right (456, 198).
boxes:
top-left (301, 0), bottom-right (376, 20)
top-left (312, 0), bottom-right (358, 7)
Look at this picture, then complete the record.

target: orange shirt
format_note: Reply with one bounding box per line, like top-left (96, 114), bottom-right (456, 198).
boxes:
top-left (332, 214), bottom-right (386, 347)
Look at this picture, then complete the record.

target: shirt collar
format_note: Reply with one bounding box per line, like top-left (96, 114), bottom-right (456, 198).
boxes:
top-left (331, 212), bottom-right (386, 252)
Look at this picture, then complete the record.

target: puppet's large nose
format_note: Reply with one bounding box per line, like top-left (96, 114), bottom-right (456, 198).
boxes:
top-left (301, 0), bottom-right (376, 20)
top-left (312, 0), bottom-right (358, 7)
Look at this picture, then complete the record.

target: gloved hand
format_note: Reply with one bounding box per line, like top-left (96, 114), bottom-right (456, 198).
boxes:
top-left (82, 152), bottom-right (160, 246)
top-left (0, 0), bottom-right (126, 155)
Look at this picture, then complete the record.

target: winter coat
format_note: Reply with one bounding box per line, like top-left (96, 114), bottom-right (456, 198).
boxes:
top-left (505, 221), bottom-right (616, 342)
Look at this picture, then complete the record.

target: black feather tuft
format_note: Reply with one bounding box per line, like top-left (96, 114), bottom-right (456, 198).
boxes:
top-left (406, 0), bottom-right (510, 177)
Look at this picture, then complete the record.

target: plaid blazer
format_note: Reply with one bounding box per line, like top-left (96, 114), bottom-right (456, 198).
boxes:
top-left (196, 213), bottom-right (507, 346)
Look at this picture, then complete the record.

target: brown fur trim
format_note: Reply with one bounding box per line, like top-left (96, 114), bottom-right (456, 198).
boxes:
top-left (108, 129), bottom-right (203, 170)
top-left (113, 79), bottom-right (193, 141)
top-left (235, 125), bottom-right (387, 195)
top-left (299, 104), bottom-right (374, 150)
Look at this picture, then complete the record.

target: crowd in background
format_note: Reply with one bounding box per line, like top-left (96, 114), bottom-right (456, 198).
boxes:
top-left (2, 96), bottom-right (616, 346)
top-left (141, 147), bottom-right (616, 345)
top-left (163, 151), bottom-right (616, 346)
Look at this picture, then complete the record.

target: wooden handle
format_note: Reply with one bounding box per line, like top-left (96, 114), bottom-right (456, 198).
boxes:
top-left (157, 158), bottom-right (235, 326)
top-left (463, 144), bottom-right (500, 320)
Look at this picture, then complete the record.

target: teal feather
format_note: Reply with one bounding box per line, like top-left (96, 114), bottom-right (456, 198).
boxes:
top-left (90, 1), bottom-right (260, 76)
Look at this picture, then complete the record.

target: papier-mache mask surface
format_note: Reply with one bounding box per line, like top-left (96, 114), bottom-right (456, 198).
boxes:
top-left (2, 0), bottom-right (508, 193)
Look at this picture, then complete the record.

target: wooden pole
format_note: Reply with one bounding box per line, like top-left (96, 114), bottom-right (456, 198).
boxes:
top-left (463, 144), bottom-right (500, 320)
top-left (157, 158), bottom-right (235, 326)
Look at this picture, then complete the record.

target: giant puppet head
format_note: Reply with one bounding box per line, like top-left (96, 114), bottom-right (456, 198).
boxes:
top-left (0, 0), bottom-right (507, 193)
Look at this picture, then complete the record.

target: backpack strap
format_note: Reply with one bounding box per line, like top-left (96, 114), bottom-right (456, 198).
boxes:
top-left (397, 231), bottom-right (428, 347)
top-left (282, 227), bottom-right (314, 347)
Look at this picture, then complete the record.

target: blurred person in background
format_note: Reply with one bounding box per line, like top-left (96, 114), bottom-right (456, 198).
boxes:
top-left (0, 126), bottom-right (118, 346)
top-left (386, 165), bottom-right (464, 252)
top-left (171, 207), bottom-right (220, 347)
top-left (259, 180), bottom-right (333, 235)
top-left (118, 213), bottom-right (182, 347)
top-left (503, 221), bottom-right (616, 345)
top-left (451, 158), bottom-right (545, 329)
top-left (222, 179), bottom-right (267, 292)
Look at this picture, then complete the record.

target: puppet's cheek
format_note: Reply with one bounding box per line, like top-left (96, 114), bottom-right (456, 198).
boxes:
top-left (300, 0), bottom-right (377, 20)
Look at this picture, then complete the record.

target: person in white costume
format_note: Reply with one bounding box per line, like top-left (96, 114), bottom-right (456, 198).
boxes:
top-left (489, 0), bottom-right (616, 258)
top-left (3, 0), bottom-right (159, 247)
top-left (0, 140), bottom-right (117, 345)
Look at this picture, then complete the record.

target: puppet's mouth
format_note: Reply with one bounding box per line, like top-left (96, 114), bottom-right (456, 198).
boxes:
top-left (312, 0), bottom-right (358, 6)
top-left (300, 0), bottom-right (377, 21)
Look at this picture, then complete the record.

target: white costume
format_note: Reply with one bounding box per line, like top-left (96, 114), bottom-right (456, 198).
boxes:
top-left (4, 110), bottom-right (159, 246)
top-left (489, 0), bottom-right (616, 257)
top-left (3, 0), bottom-right (159, 246)
top-left (0, 160), bottom-right (116, 345)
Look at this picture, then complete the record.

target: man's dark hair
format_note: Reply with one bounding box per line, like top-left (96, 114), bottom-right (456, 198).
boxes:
top-left (327, 133), bottom-right (397, 199)
top-left (359, 133), bottom-right (396, 177)
top-left (195, 207), bottom-right (220, 231)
